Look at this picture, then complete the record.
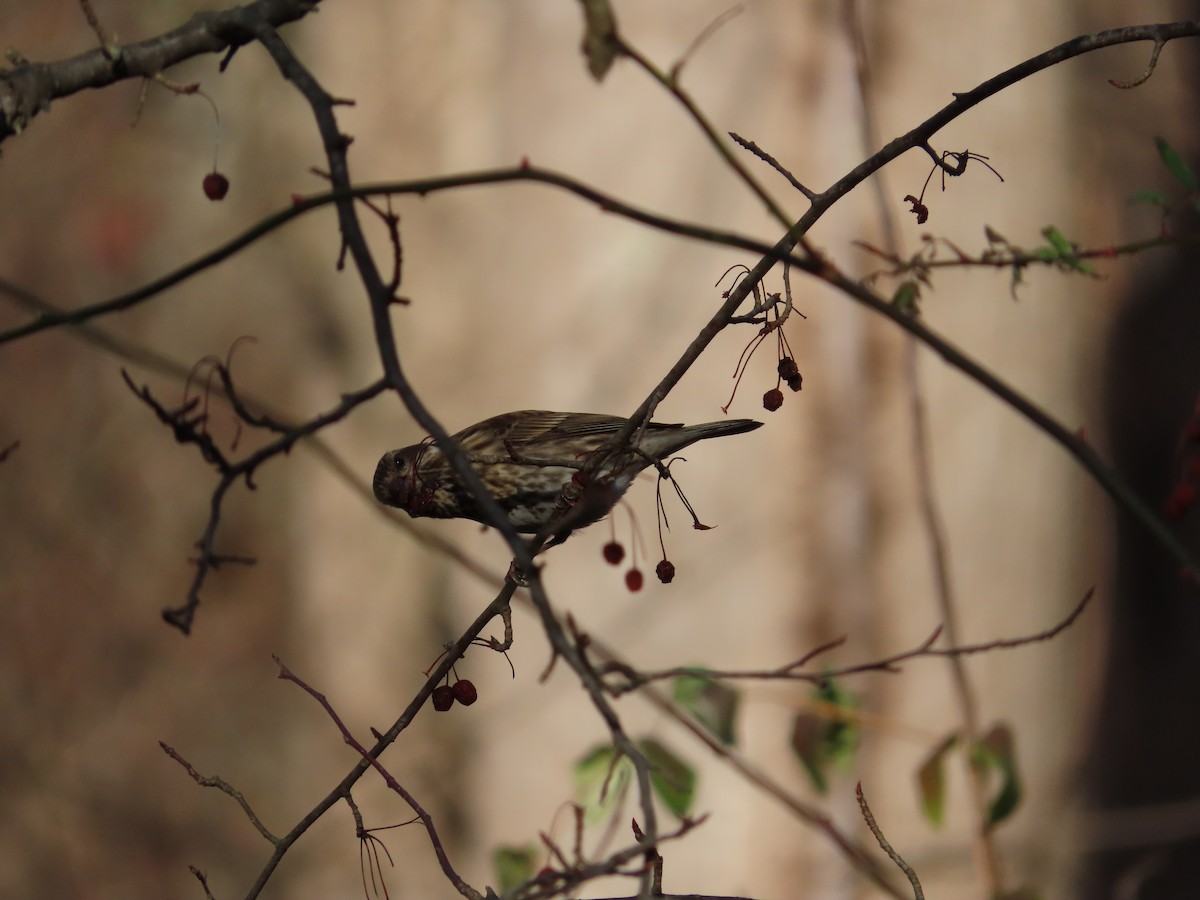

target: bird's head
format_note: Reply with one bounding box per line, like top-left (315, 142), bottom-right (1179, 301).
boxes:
top-left (373, 443), bottom-right (431, 511)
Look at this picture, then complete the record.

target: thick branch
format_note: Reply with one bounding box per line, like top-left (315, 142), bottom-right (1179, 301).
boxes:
top-left (0, 0), bottom-right (321, 142)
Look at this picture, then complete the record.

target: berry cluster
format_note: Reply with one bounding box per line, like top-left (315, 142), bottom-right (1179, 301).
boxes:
top-left (762, 355), bottom-right (803, 412)
top-left (431, 678), bottom-right (478, 712)
top-left (603, 537), bottom-right (673, 590)
top-left (721, 275), bottom-right (804, 414)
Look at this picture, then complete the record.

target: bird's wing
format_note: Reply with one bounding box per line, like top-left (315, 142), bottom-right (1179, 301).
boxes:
top-left (462, 411), bottom-right (685, 448)
top-left (501, 411), bottom-right (624, 446)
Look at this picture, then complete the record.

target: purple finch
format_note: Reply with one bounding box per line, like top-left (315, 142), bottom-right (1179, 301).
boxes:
top-left (373, 410), bottom-right (761, 534)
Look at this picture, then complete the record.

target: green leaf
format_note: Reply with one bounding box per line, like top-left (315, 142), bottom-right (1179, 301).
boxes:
top-left (673, 671), bottom-right (739, 746)
top-left (493, 845), bottom-right (537, 892)
top-left (574, 744), bottom-right (633, 824)
top-left (916, 733), bottom-right (959, 828)
top-left (790, 711), bottom-right (830, 793)
top-left (816, 678), bottom-right (860, 771)
top-left (1129, 189), bottom-right (1172, 207)
top-left (640, 738), bottom-right (696, 818)
top-left (1039, 226), bottom-right (1095, 275)
top-left (892, 280), bottom-right (921, 313)
top-left (790, 678), bottom-right (860, 793)
top-left (1041, 226), bottom-right (1074, 257)
top-left (970, 723), bottom-right (1022, 826)
top-left (1156, 136), bottom-right (1198, 191)
top-left (579, 0), bottom-right (619, 81)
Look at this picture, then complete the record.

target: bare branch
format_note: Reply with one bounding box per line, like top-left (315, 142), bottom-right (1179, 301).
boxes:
top-left (275, 657), bottom-right (485, 900)
top-left (604, 588), bottom-right (1093, 689)
top-left (160, 742), bottom-right (279, 845)
top-left (857, 783), bottom-right (925, 900)
top-left (0, 0), bottom-right (322, 142)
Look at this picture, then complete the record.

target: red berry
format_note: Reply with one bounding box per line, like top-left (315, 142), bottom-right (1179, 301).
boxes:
top-left (452, 679), bottom-right (478, 706)
top-left (202, 171), bottom-right (230, 201)
top-left (655, 559), bottom-right (675, 583)
top-left (763, 388), bottom-right (784, 412)
top-left (431, 684), bottom-right (455, 711)
top-left (603, 541), bottom-right (626, 565)
top-left (625, 568), bottom-right (644, 592)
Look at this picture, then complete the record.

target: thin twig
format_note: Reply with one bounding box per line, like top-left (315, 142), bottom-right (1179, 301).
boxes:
top-left (856, 783), bottom-right (925, 900)
top-left (160, 742), bottom-right (279, 844)
top-left (603, 589), bottom-right (1092, 689)
top-left (728, 131), bottom-right (817, 200)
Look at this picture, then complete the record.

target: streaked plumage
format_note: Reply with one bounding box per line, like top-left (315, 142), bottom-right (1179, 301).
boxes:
top-left (372, 410), bottom-right (761, 534)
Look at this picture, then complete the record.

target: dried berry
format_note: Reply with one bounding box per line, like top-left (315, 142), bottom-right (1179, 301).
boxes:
top-left (452, 679), bottom-right (478, 706)
top-left (763, 388), bottom-right (784, 412)
top-left (655, 559), bottom-right (675, 584)
top-left (786, 374), bottom-right (803, 392)
top-left (778, 356), bottom-right (799, 380)
top-left (625, 568), bottom-right (644, 592)
top-left (202, 171), bottom-right (230, 201)
top-left (603, 541), bottom-right (626, 565)
top-left (431, 684), bottom-right (455, 711)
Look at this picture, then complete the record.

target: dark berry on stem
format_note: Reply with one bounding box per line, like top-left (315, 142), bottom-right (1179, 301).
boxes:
top-left (452, 679), bottom-right (478, 706)
top-left (763, 388), bottom-right (784, 412)
top-left (431, 684), bottom-right (455, 711)
top-left (202, 172), bottom-right (229, 201)
top-left (603, 541), bottom-right (625, 565)
top-left (655, 559), bottom-right (675, 583)
top-left (625, 569), bottom-right (644, 592)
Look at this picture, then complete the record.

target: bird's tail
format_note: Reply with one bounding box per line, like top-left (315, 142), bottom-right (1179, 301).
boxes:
top-left (641, 417), bottom-right (763, 458)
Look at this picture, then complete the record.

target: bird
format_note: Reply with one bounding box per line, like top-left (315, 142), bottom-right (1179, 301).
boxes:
top-left (372, 410), bottom-right (762, 535)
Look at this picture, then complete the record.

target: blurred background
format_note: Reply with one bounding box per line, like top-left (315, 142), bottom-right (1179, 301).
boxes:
top-left (1, 1), bottom-right (1198, 897)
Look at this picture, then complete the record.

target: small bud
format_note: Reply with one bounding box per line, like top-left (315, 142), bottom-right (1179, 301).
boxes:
top-left (431, 684), bottom-right (455, 712)
top-left (603, 541), bottom-right (626, 565)
top-left (452, 679), bottom-right (478, 706)
top-left (763, 388), bottom-right (784, 412)
top-left (655, 559), bottom-right (675, 584)
top-left (202, 171), bottom-right (230, 201)
top-left (625, 568), bottom-right (644, 592)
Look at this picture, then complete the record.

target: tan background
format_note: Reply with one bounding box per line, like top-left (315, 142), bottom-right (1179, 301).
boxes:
top-left (0, 1), bottom-right (1194, 898)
